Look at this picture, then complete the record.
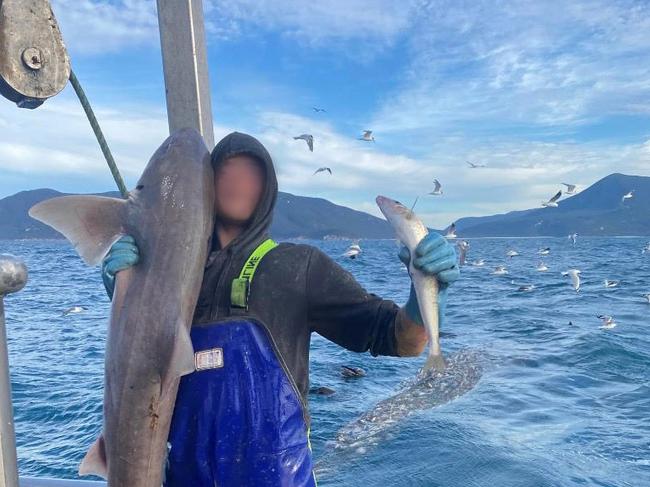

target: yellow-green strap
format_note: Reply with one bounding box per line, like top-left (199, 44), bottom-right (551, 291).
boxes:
top-left (230, 238), bottom-right (277, 310)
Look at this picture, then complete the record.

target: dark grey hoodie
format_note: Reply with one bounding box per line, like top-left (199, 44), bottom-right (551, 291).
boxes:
top-left (192, 132), bottom-right (401, 414)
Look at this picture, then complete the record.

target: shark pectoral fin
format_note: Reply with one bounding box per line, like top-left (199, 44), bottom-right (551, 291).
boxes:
top-left (28, 195), bottom-right (127, 266)
top-left (171, 327), bottom-right (196, 376)
top-left (79, 434), bottom-right (108, 479)
top-left (161, 327), bottom-right (196, 397)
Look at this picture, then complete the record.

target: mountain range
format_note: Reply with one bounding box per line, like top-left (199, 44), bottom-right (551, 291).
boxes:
top-left (0, 173), bottom-right (648, 240)
top-left (0, 188), bottom-right (394, 240)
top-left (455, 173), bottom-right (649, 237)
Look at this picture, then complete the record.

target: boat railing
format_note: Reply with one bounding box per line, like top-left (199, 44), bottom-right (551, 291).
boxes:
top-left (1, 256), bottom-right (108, 486)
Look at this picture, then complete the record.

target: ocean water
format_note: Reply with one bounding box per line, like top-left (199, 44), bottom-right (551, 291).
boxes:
top-left (0, 237), bottom-right (648, 486)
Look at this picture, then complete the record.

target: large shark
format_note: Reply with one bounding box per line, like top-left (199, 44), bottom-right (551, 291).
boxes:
top-left (28, 128), bottom-right (214, 486)
top-left (315, 349), bottom-right (483, 478)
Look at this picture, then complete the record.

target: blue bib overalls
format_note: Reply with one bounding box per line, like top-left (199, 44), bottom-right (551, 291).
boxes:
top-left (164, 240), bottom-right (317, 486)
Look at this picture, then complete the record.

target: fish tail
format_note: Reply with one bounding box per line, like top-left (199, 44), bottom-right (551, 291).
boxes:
top-left (422, 353), bottom-right (446, 373)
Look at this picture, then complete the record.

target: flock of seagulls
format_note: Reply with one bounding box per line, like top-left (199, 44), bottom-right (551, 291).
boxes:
top-left (454, 236), bottom-right (650, 329)
top-left (544, 188), bottom-right (631, 207)
top-left (540, 183), bottom-right (579, 208)
top-left (291, 106), bottom-right (647, 332)
top-left (293, 106), bottom-right (375, 175)
top-left (538, 183), bottom-right (634, 210)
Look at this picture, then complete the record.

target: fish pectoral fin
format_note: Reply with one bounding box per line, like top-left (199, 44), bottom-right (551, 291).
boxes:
top-left (79, 434), bottom-right (108, 479)
top-left (29, 195), bottom-right (127, 266)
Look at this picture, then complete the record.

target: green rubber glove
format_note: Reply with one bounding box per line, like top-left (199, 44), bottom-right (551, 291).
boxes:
top-left (101, 235), bottom-right (140, 300)
top-left (398, 232), bottom-right (459, 329)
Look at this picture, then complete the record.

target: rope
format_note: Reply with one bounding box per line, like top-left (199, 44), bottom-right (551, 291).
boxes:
top-left (68, 69), bottom-right (129, 199)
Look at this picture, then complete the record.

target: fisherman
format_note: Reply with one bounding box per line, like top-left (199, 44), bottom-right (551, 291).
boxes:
top-left (100, 132), bottom-right (460, 486)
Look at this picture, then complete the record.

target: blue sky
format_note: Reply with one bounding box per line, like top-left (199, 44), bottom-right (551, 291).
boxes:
top-left (1, 0), bottom-right (649, 227)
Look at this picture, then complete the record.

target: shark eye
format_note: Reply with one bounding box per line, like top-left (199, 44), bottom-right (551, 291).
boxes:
top-left (136, 184), bottom-right (144, 190)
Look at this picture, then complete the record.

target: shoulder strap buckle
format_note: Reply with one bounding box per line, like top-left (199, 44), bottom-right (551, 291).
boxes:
top-left (230, 238), bottom-right (277, 312)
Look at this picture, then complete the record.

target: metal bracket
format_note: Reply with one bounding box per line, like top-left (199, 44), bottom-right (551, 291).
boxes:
top-left (0, 0), bottom-right (70, 108)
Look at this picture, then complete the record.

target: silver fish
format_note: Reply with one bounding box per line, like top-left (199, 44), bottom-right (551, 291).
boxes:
top-left (28, 128), bottom-right (214, 486)
top-left (376, 195), bottom-right (444, 372)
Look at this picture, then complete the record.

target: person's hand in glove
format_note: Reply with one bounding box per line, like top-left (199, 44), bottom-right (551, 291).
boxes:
top-left (398, 232), bottom-right (460, 330)
top-left (101, 235), bottom-right (140, 300)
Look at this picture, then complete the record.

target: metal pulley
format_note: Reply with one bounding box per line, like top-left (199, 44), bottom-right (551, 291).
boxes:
top-left (0, 0), bottom-right (70, 109)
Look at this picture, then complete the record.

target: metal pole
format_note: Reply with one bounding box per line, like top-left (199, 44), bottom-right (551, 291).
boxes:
top-left (156, 0), bottom-right (215, 148)
top-left (0, 255), bottom-right (28, 487)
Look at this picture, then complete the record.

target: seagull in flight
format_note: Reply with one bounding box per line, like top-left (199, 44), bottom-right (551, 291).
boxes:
top-left (506, 249), bottom-right (519, 258)
top-left (358, 130), bottom-right (375, 142)
top-left (538, 247), bottom-right (551, 255)
top-left (466, 160), bottom-right (486, 168)
top-left (517, 284), bottom-right (535, 292)
top-left (472, 259), bottom-right (485, 267)
top-left (622, 190), bottom-right (634, 203)
top-left (562, 269), bottom-right (581, 292)
top-left (293, 134), bottom-right (314, 152)
top-left (604, 279), bottom-right (620, 288)
top-left (542, 190), bottom-right (562, 208)
top-left (568, 233), bottom-right (578, 245)
top-left (313, 167), bottom-right (332, 175)
top-left (312, 107), bottom-right (326, 113)
top-left (536, 262), bottom-right (548, 272)
top-left (444, 222), bottom-right (457, 239)
top-left (597, 315), bottom-right (617, 329)
top-left (643, 293), bottom-right (650, 304)
top-left (562, 183), bottom-right (577, 194)
top-left (428, 179), bottom-right (443, 195)
top-left (642, 242), bottom-right (650, 254)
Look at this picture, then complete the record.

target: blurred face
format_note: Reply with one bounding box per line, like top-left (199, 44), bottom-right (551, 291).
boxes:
top-left (214, 154), bottom-right (265, 225)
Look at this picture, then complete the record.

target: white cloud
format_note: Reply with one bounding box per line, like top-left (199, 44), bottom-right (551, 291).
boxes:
top-left (206, 0), bottom-right (416, 50)
top-left (245, 111), bottom-right (650, 227)
top-left (372, 0), bottom-right (650, 133)
top-left (3, 0), bottom-right (650, 228)
top-left (51, 0), bottom-right (159, 54)
top-left (48, 0), bottom-right (417, 56)
top-left (1, 97), bottom-right (648, 227)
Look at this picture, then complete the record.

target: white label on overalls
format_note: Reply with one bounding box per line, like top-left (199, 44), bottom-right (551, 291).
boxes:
top-left (194, 347), bottom-right (224, 371)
